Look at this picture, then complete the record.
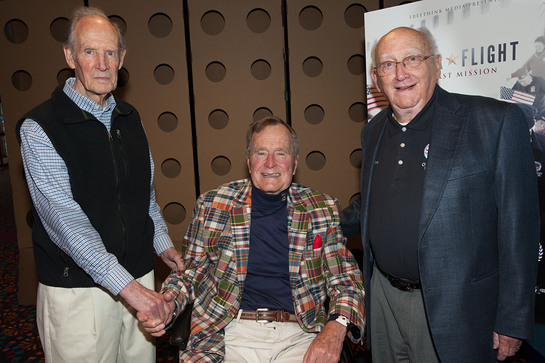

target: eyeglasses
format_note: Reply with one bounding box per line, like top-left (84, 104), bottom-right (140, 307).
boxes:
top-left (374, 54), bottom-right (436, 76)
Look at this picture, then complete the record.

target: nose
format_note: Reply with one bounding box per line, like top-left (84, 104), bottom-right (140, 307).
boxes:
top-left (97, 53), bottom-right (110, 71)
top-left (395, 61), bottom-right (409, 79)
top-left (265, 153), bottom-right (276, 168)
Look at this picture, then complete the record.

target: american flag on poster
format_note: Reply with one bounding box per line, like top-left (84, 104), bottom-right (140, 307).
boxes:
top-left (500, 86), bottom-right (536, 106)
top-left (367, 85), bottom-right (389, 112)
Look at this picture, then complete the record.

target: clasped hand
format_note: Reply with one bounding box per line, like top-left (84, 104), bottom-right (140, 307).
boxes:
top-left (137, 291), bottom-right (176, 337)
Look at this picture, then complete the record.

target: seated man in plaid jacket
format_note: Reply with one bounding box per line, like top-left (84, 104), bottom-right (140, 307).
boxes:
top-left (139, 116), bottom-right (365, 362)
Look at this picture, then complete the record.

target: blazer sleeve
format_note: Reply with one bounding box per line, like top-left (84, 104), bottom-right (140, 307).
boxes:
top-left (322, 199), bottom-right (366, 342)
top-left (494, 104), bottom-right (540, 339)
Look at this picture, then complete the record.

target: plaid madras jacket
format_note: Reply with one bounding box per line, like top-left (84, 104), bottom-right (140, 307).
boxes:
top-left (162, 179), bottom-right (365, 362)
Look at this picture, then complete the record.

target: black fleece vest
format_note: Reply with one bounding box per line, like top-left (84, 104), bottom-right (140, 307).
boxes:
top-left (16, 85), bottom-right (155, 288)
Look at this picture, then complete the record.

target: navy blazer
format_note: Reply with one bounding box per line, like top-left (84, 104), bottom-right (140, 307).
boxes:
top-left (359, 86), bottom-right (540, 362)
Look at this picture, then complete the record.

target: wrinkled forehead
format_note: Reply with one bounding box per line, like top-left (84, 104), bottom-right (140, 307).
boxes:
top-left (251, 125), bottom-right (292, 148)
top-left (75, 16), bottom-right (120, 46)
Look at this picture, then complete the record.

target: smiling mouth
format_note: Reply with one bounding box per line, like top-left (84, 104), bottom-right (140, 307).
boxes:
top-left (397, 84), bottom-right (415, 90)
top-left (262, 173), bottom-right (280, 177)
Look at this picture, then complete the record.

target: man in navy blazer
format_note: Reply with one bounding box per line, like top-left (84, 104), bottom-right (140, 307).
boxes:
top-left (354, 26), bottom-right (540, 362)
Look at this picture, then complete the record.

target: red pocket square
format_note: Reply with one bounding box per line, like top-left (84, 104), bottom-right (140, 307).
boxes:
top-left (312, 234), bottom-right (322, 249)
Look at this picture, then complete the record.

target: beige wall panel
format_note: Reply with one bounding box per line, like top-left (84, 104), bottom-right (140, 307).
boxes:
top-left (0, 0), bottom-right (84, 304)
top-left (287, 1), bottom-right (369, 209)
top-left (89, 0), bottom-right (195, 245)
top-left (188, 0), bottom-right (286, 193)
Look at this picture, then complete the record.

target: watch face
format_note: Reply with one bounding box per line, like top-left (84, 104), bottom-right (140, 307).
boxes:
top-left (336, 316), bottom-right (349, 327)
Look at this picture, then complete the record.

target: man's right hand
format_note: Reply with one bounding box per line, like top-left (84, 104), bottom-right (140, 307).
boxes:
top-left (137, 292), bottom-right (176, 337)
top-left (120, 280), bottom-right (172, 323)
top-left (302, 320), bottom-right (347, 363)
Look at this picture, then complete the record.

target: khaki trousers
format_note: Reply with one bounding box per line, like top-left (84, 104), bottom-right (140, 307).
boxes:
top-left (36, 270), bottom-right (156, 363)
top-left (224, 318), bottom-right (317, 362)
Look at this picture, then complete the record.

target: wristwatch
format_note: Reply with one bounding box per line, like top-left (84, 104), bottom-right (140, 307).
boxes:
top-left (335, 315), bottom-right (349, 327)
top-left (165, 298), bottom-right (179, 330)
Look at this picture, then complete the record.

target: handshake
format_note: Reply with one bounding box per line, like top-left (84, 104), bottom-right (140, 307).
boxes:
top-left (136, 290), bottom-right (177, 338)
top-left (120, 247), bottom-right (183, 337)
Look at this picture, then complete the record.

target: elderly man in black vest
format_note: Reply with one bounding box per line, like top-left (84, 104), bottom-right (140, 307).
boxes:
top-left (16, 6), bottom-right (182, 363)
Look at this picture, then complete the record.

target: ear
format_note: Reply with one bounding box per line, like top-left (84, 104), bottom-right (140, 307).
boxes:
top-left (64, 47), bottom-right (76, 69)
top-left (118, 48), bottom-right (127, 69)
top-left (434, 54), bottom-right (442, 80)
top-left (370, 69), bottom-right (382, 94)
top-left (292, 156), bottom-right (298, 175)
top-left (247, 157), bottom-right (251, 173)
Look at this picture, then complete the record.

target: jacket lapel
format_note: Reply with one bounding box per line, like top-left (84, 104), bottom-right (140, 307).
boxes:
top-left (287, 186), bottom-right (310, 276)
top-left (418, 88), bottom-right (464, 241)
top-left (230, 180), bottom-right (252, 282)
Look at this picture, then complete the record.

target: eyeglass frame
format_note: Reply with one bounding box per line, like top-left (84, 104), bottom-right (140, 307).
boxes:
top-left (373, 54), bottom-right (437, 76)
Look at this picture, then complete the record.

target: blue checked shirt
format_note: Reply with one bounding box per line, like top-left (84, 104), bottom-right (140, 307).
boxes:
top-left (19, 78), bottom-right (173, 295)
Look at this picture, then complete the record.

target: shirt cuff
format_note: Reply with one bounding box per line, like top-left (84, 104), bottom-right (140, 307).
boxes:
top-left (104, 263), bottom-right (134, 296)
top-left (162, 286), bottom-right (185, 312)
top-left (154, 233), bottom-right (174, 255)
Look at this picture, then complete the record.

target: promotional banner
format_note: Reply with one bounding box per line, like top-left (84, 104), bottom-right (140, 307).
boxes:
top-left (365, 0), bottom-right (545, 119)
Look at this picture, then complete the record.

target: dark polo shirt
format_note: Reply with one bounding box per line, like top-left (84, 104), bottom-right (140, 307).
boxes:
top-left (369, 91), bottom-right (436, 282)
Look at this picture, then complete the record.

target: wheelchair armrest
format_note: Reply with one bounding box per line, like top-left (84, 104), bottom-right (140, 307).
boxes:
top-left (169, 302), bottom-right (193, 350)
